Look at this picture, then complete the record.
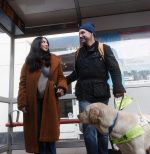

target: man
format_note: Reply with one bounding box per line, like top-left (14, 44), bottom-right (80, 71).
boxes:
top-left (66, 22), bottom-right (125, 154)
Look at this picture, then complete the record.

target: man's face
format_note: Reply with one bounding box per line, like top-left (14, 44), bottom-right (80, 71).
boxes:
top-left (79, 29), bottom-right (93, 45)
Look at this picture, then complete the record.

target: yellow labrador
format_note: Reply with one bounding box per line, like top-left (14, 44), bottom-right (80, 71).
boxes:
top-left (78, 103), bottom-right (150, 154)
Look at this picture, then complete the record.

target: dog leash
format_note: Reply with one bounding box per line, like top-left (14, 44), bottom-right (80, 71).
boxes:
top-left (115, 95), bottom-right (147, 124)
top-left (114, 95), bottom-right (143, 116)
top-left (112, 96), bottom-right (149, 148)
top-left (109, 112), bottom-right (119, 151)
top-left (114, 96), bottom-right (124, 111)
top-left (108, 96), bottom-right (124, 151)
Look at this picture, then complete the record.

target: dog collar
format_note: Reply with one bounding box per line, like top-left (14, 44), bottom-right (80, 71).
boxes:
top-left (109, 112), bottom-right (119, 134)
top-left (112, 124), bottom-right (145, 144)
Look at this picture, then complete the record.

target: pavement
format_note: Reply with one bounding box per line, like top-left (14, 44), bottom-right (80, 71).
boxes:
top-left (2, 147), bottom-right (87, 154)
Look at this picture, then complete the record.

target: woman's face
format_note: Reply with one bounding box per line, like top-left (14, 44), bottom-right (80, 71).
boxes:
top-left (40, 38), bottom-right (49, 52)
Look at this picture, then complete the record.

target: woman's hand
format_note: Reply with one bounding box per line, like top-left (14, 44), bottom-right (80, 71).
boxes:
top-left (21, 107), bottom-right (28, 113)
top-left (56, 88), bottom-right (65, 97)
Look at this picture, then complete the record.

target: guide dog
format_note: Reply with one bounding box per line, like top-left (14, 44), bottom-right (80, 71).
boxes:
top-left (78, 103), bottom-right (150, 154)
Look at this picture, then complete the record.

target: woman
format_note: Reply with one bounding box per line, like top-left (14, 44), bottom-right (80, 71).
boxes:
top-left (17, 36), bottom-right (68, 154)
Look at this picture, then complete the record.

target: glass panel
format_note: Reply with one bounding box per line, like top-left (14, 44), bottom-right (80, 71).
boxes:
top-left (0, 28), bottom-right (9, 149)
top-left (13, 104), bottom-right (23, 132)
top-left (14, 37), bottom-right (35, 98)
top-left (59, 99), bottom-right (73, 118)
top-left (97, 30), bottom-right (150, 87)
top-left (45, 33), bottom-right (80, 118)
top-left (0, 103), bottom-right (8, 146)
top-left (46, 32), bottom-right (79, 73)
top-left (0, 103), bottom-right (8, 132)
top-left (0, 32), bottom-right (10, 97)
top-left (14, 33), bottom-right (79, 97)
top-left (14, 33), bottom-right (80, 120)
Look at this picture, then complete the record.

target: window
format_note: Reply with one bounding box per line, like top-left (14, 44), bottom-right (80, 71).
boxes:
top-left (14, 37), bottom-right (35, 97)
top-left (0, 31), bottom-right (10, 97)
top-left (97, 30), bottom-right (150, 86)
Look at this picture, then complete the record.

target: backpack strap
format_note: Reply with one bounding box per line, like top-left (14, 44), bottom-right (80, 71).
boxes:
top-left (98, 42), bottom-right (105, 61)
top-left (75, 42), bottom-right (104, 60)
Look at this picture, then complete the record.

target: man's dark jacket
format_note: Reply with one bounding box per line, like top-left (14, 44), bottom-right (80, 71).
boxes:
top-left (66, 41), bottom-right (125, 102)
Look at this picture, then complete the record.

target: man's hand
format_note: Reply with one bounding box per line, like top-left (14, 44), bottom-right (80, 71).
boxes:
top-left (114, 93), bottom-right (124, 98)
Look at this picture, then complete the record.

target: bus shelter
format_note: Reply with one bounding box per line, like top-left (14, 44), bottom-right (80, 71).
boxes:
top-left (0, 0), bottom-right (150, 153)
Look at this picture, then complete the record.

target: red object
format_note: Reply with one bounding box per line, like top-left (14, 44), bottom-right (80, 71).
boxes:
top-left (5, 119), bottom-right (80, 127)
top-left (60, 119), bottom-right (80, 124)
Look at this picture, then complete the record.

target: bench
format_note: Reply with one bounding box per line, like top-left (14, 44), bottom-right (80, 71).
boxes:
top-left (5, 110), bottom-right (80, 127)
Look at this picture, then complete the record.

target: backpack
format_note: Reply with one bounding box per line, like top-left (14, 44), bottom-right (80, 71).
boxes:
top-left (75, 42), bottom-right (105, 60)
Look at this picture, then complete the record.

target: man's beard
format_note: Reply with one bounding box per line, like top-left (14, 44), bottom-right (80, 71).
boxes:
top-left (80, 39), bottom-right (88, 46)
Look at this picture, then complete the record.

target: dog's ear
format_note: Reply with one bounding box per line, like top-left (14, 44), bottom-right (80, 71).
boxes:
top-left (89, 107), bottom-right (100, 124)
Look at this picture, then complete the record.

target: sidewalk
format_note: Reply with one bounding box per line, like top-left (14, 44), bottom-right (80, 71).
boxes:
top-left (4, 147), bottom-right (87, 154)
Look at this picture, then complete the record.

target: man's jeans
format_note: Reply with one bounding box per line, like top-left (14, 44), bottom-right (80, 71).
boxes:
top-left (79, 100), bottom-right (109, 154)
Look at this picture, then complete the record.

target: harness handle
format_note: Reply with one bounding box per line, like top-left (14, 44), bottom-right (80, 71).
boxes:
top-left (114, 96), bottom-right (124, 110)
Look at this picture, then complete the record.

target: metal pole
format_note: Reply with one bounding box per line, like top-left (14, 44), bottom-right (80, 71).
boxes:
top-left (74, 0), bottom-right (82, 26)
top-left (7, 36), bottom-right (15, 154)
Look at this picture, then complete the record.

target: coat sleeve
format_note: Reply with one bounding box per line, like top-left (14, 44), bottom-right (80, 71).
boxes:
top-left (66, 70), bottom-right (77, 85)
top-left (104, 44), bottom-right (126, 95)
top-left (66, 51), bottom-right (78, 85)
top-left (57, 62), bottom-right (68, 93)
top-left (17, 64), bottom-right (27, 110)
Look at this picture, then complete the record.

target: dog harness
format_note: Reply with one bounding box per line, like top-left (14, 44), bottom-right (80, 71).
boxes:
top-left (112, 115), bottom-right (149, 145)
top-left (112, 124), bottom-right (144, 144)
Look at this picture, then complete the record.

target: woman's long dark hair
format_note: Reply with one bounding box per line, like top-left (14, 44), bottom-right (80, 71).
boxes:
top-left (25, 36), bottom-right (51, 72)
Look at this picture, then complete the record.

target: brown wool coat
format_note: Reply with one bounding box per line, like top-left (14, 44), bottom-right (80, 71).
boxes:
top-left (17, 54), bottom-right (68, 153)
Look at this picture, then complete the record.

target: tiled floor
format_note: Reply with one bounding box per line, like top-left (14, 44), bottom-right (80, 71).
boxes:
top-left (1, 139), bottom-right (87, 154)
top-left (2, 148), bottom-right (87, 154)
